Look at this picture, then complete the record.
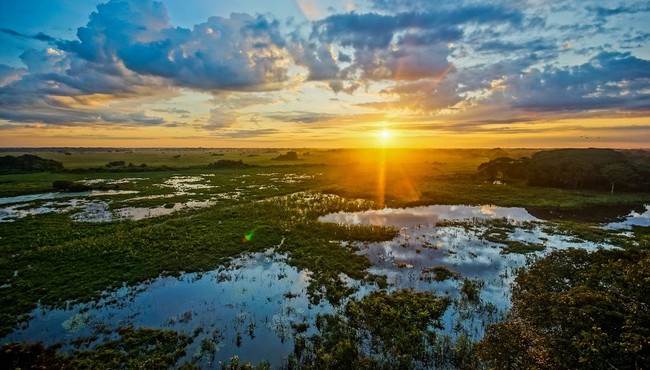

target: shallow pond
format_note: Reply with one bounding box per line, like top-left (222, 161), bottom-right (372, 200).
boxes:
top-left (0, 190), bottom-right (139, 206)
top-left (319, 204), bottom-right (617, 338)
top-left (605, 204), bottom-right (650, 229)
top-left (318, 204), bottom-right (538, 226)
top-left (2, 248), bottom-right (337, 367)
top-left (0, 172), bottom-right (313, 223)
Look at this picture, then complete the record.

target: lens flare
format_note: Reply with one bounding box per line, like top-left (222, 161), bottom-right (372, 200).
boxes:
top-left (243, 229), bottom-right (255, 243)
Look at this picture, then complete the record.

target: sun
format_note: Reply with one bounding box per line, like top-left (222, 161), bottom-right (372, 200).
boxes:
top-left (380, 129), bottom-right (391, 139)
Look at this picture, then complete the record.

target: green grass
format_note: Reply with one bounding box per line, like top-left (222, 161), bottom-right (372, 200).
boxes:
top-left (0, 189), bottom-right (397, 335)
top-left (0, 326), bottom-right (192, 369)
top-left (501, 241), bottom-right (546, 254)
top-left (421, 265), bottom-right (460, 282)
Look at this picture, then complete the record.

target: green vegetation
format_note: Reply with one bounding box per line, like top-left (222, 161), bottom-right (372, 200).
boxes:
top-left (0, 154), bottom-right (63, 174)
top-left (500, 240), bottom-right (545, 254)
top-left (421, 265), bottom-right (460, 282)
top-left (0, 190), bottom-right (396, 335)
top-left (272, 151), bottom-right (299, 161)
top-left (0, 326), bottom-right (191, 369)
top-left (51, 180), bottom-right (92, 192)
top-left (479, 248), bottom-right (650, 369)
top-left (478, 148), bottom-right (650, 193)
top-left (298, 290), bottom-right (451, 369)
top-left (0, 147), bottom-right (649, 367)
top-left (207, 159), bottom-right (254, 169)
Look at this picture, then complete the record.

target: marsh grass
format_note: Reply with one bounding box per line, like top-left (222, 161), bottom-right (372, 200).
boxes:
top-left (0, 190), bottom-right (396, 335)
top-left (0, 148), bottom-right (648, 366)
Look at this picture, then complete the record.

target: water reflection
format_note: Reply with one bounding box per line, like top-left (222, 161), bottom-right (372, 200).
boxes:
top-left (1, 250), bottom-right (334, 367)
top-left (320, 204), bottom-right (615, 339)
top-left (606, 204), bottom-right (650, 229)
top-left (2, 202), bottom-right (630, 365)
top-left (0, 190), bottom-right (138, 206)
top-left (318, 204), bottom-right (538, 227)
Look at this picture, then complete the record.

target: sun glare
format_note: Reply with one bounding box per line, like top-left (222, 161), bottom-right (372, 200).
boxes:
top-left (380, 129), bottom-right (391, 140)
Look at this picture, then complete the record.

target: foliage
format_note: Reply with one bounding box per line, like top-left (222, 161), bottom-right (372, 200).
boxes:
top-left (601, 163), bottom-right (638, 194)
top-left (477, 148), bottom-right (650, 192)
top-left (273, 151), bottom-right (299, 161)
top-left (1, 148), bottom-right (649, 367)
top-left (51, 180), bottom-right (92, 192)
top-left (421, 265), bottom-right (460, 282)
top-left (207, 159), bottom-right (254, 169)
top-left (299, 290), bottom-right (451, 369)
top-left (0, 191), bottom-right (395, 335)
top-left (477, 156), bottom-right (529, 182)
top-left (105, 160), bottom-right (126, 167)
top-left (0, 154), bottom-right (64, 174)
top-left (0, 326), bottom-right (191, 369)
top-left (479, 248), bottom-right (650, 369)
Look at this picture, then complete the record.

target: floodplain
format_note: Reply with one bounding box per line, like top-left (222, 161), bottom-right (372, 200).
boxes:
top-left (0, 148), bottom-right (648, 369)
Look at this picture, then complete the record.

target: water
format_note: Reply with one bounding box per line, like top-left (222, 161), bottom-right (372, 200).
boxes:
top-left (605, 204), bottom-right (650, 229)
top-left (2, 249), bottom-right (336, 367)
top-left (71, 200), bottom-right (217, 222)
top-left (0, 173), bottom-right (309, 222)
top-left (0, 194), bottom-right (215, 223)
top-left (0, 190), bottom-right (138, 206)
top-left (318, 204), bottom-right (538, 227)
top-left (0, 191), bottom-right (139, 222)
top-left (0, 202), bottom-right (628, 365)
top-left (320, 204), bottom-right (615, 338)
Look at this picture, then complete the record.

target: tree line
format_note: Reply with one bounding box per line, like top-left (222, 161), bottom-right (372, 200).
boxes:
top-left (478, 148), bottom-right (650, 193)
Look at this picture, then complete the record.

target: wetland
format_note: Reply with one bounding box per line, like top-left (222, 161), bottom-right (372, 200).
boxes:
top-left (0, 148), bottom-right (649, 369)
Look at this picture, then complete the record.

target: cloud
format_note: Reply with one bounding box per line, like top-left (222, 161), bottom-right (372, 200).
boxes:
top-left (0, 64), bottom-right (27, 87)
top-left (0, 28), bottom-right (57, 43)
top-left (1, 0), bottom-right (649, 141)
top-left (588, 3), bottom-right (650, 20)
top-left (218, 128), bottom-right (279, 138)
top-left (475, 39), bottom-right (556, 54)
top-left (507, 52), bottom-right (650, 112)
top-left (308, 4), bottom-right (523, 88)
top-left (206, 109), bottom-right (238, 130)
top-left (0, 0), bottom-right (294, 128)
top-left (265, 111), bottom-right (338, 123)
top-left (152, 107), bottom-right (190, 114)
top-left (289, 41), bottom-right (340, 81)
top-left (59, 1), bottom-right (291, 91)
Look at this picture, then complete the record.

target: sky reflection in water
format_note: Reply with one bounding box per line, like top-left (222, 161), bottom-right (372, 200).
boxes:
top-left (1, 202), bottom-right (638, 365)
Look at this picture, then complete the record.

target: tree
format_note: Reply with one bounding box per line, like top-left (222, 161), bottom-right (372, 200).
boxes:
top-left (601, 163), bottom-right (637, 194)
top-left (477, 157), bottom-right (515, 182)
top-left (478, 249), bottom-right (650, 369)
top-left (272, 151), bottom-right (299, 161)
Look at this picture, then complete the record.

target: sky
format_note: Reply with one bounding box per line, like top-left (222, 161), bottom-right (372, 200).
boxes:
top-left (0, 0), bottom-right (649, 148)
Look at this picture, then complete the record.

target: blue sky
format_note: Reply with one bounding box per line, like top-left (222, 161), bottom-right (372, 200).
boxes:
top-left (0, 0), bottom-right (648, 147)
